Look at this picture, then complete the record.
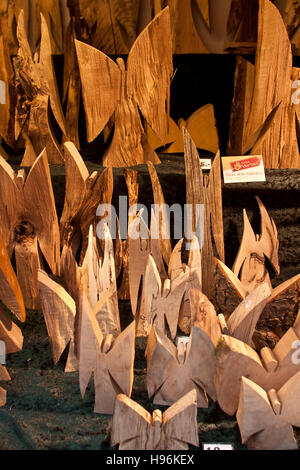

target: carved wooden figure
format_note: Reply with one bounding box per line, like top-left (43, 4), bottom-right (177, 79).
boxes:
top-left (146, 326), bottom-right (211, 407)
top-left (233, 196), bottom-right (280, 293)
top-left (214, 258), bottom-right (300, 335)
top-left (80, 292), bottom-right (135, 414)
top-left (144, 253), bottom-right (188, 339)
top-left (146, 104), bottom-right (219, 155)
top-left (0, 150), bottom-right (60, 308)
top-left (60, 142), bottom-right (113, 263)
top-left (215, 306), bottom-right (300, 416)
top-left (237, 373), bottom-right (300, 450)
top-left (184, 128), bottom-right (224, 299)
top-left (111, 389), bottom-right (199, 450)
top-left (13, 10), bottom-right (67, 165)
top-left (75, 8), bottom-right (173, 167)
top-left (227, 0), bottom-right (300, 168)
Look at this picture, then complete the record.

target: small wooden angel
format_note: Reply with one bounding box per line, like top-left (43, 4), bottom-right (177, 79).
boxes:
top-left (111, 389), bottom-right (199, 450)
top-left (237, 372), bottom-right (300, 449)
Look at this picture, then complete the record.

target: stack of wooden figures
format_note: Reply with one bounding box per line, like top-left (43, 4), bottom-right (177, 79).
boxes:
top-left (0, 0), bottom-right (299, 451)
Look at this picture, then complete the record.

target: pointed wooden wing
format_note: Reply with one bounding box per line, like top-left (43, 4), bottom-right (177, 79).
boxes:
top-left (209, 151), bottom-right (224, 262)
top-left (24, 149), bottom-right (60, 275)
top-left (0, 156), bottom-right (19, 253)
top-left (185, 104), bottom-right (219, 154)
top-left (144, 255), bottom-right (162, 326)
top-left (256, 196), bottom-right (279, 273)
top-left (38, 269), bottom-right (77, 372)
top-left (39, 13), bottom-right (66, 135)
top-left (0, 232), bottom-right (25, 321)
top-left (227, 282), bottom-right (271, 345)
top-left (107, 321), bottom-right (135, 398)
top-left (236, 376), bottom-right (274, 444)
top-left (232, 208), bottom-right (257, 279)
top-left (162, 389), bottom-right (199, 448)
top-left (146, 327), bottom-right (177, 399)
top-left (79, 292), bottom-right (103, 397)
top-left (75, 39), bottom-right (121, 142)
top-left (0, 306), bottom-right (23, 353)
top-left (127, 7), bottom-right (173, 143)
top-left (111, 393), bottom-right (151, 449)
top-left (278, 371), bottom-right (300, 428)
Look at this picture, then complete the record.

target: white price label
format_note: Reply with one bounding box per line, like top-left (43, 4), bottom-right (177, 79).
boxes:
top-left (203, 443), bottom-right (234, 450)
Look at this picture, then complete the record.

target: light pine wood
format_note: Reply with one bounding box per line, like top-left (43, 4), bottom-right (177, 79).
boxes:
top-left (144, 254), bottom-right (188, 339)
top-left (111, 389), bottom-right (199, 450)
top-left (232, 196), bottom-right (280, 293)
top-left (229, 0), bottom-right (300, 168)
top-left (0, 150), bottom-right (60, 308)
top-left (38, 269), bottom-right (78, 372)
top-left (146, 325), bottom-right (213, 406)
top-left (226, 282), bottom-right (271, 345)
top-left (184, 128), bottom-right (224, 299)
top-left (0, 387), bottom-right (6, 407)
top-left (60, 142), bottom-right (113, 262)
top-left (79, 292), bottom-right (135, 414)
top-left (215, 307), bottom-right (300, 415)
top-left (237, 373), bottom-right (300, 450)
top-left (83, 225), bottom-right (121, 339)
top-left (146, 104), bottom-right (219, 154)
top-left (13, 10), bottom-right (66, 164)
top-left (75, 8), bottom-right (172, 167)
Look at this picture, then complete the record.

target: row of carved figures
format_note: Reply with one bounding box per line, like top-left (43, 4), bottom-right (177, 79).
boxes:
top-left (0, 0), bottom-right (299, 168)
top-left (0, 127), bottom-right (300, 449)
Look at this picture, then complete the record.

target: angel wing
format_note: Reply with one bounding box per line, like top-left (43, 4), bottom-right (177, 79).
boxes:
top-left (74, 40), bottom-right (121, 143)
top-left (144, 254), bottom-right (162, 327)
top-left (126, 7), bottom-right (173, 143)
top-left (0, 156), bottom-right (19, 252)
top-left (226, 282), bottom-right (271, 345)
top-left (236, 376), bottom-right (278, 446)
top-left (111, 394), bottom-right (152, 449)
top-left (213, 257), bottom-right (248, 314)
top-left (161, 389), bottom-right (199, 450)
top-left (38, 269), bottom-right (77, 372)
top-left (23, 149), bottom-right (60, 275)
top-left (278, 371), bottom-right (300, 428)
top-left (237, 376), bottom-right (298, 450)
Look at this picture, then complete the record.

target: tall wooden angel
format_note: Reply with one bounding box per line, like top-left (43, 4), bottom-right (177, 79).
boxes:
top-left (13, 10), bottom-right (67, 164)
top-left (111, 389), bottom-right (199, 450)
top-left (75, 7), bottom-right (173, 167)
top-left (79, 225), bottom-right (135, 414)
top-left (237, 373), bottom-right (300, 450)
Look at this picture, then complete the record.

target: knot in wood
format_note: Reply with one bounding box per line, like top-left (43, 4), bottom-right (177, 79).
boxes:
top-left (14, 220), bottom-right (35, 242)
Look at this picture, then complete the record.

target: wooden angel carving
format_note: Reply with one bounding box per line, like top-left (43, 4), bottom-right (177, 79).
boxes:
top-left (111, 389), bottom-right (199, 450)
top-left (144, 252), bottom-right (188, 339)
top-left (184, 128), bottom-right (224, 299)
top-left (233, 196), bottom-right (280, 293)
top-left (227, 0), bottom-right (300, 168)
top-left (80, 293), bottom-right (135, 414)
top-left (146, 104), bottom-right (219, 155)
top-left (60, 141), bottom-right (113, 263)
top-left (215, 306), bottom-right (300, 416)
top-left (75, 7), bottom-right (173, 167)
top-left (0, 232), bottom-right (25, 406)
top-left (13, 10), bottom-right (66, 165)
top-left (0, 149), bottom-right (60, 308)
top-left (214, 258), bottom-right (300, 335)
top-left (237, 373), bottom-right (300, 450)
top-left (146, 326), bottom-right (211, 407)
